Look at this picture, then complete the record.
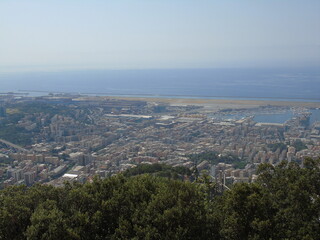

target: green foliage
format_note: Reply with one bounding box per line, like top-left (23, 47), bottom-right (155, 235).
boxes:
top-left (189, 151), bottom-right (246, 169)
top-left (0, 124), bottom-right (32, 145)
top-left (188, 151), bottom-right (219, 164)
top-left (233, 160), bottom-right (247, 169)
top-left (267, 142), bottom-right (287, 152)
top-left (0, 175), bottom-right (213, 239)
top-left (0, 102), bottom-right (79, 146)
top-left (0, 158), bottom-right (319, 239)
top-left (0, 107), bottom-right (35, 145)
top-left (14, 102), bottom-right (72, 117)
top-left (123, 163), bottom-right (191, 179)
top-left (26, 200), bottom-right (69, 240)
top-left (217, 157), bottom-right (320, 240)
top-left (218, 183), bottom-right (276, 239)
top-left (0, 157), bottom-right (12, 166)
top-left (292, 139), bottom-right (307, 151)
top-left (255, 158), bottom-right (320, 240)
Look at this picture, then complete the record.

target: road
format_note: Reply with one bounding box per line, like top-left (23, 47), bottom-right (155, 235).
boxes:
top-left (0, 139), bottom-right (29, 152)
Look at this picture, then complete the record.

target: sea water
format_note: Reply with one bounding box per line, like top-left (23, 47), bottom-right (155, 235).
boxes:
top-left (220, 110), bottom-right (320, 124)
top-left (0, 68), bottom-right (320, 101)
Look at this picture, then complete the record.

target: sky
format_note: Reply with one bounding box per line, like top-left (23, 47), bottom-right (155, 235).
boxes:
top-left (0, 0), bottom-right (319, 72)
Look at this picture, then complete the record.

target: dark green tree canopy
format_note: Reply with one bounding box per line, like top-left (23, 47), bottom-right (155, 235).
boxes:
top-left (0, 158), bottom-right (319, 240)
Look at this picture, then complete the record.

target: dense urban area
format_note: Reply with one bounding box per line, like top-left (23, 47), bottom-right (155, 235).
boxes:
top-left (0, 93), bottom-right (319, 188)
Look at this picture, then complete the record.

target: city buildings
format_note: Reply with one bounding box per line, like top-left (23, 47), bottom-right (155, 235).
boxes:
top-left (0, 94), bottom-right (319, 187)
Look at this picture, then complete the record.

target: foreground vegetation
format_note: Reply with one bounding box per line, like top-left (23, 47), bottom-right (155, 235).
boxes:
top-left (0, 158), bottom-right (319, 240)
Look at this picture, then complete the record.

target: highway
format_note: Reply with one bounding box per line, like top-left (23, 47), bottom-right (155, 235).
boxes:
top-left (0, 139), bottom-right (29, 152)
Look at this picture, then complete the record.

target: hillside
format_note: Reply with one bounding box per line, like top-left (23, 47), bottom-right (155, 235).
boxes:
top-left (0, 158), bottom-right (319, 240)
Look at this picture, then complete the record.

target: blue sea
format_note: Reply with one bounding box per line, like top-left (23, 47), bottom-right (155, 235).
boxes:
top-left (253, 112), bottom-right (294, 124)
top-left (217, 111), bottom-right (320, 125)
top-left (0, 68), bottom-right (320, 101)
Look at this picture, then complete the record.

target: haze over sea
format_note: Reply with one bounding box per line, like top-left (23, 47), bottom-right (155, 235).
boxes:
top-left (1, 68), bottom-right (320, 102)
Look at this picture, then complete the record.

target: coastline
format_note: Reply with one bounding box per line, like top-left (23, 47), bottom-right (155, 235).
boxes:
top-left (4, 90), bottom-right (320, 108)
top-left (95, 96), bottom-right (320, 108)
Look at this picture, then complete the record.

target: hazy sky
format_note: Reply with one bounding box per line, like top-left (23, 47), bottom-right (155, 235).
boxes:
top-left (0, 0), bottom-right (319, 72)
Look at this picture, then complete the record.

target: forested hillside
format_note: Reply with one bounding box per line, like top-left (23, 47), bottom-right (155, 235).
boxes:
top-left (0, 158), bottom-right (319, 240)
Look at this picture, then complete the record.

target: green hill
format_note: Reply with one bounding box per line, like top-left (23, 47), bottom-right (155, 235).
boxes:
top-left (0, 158), bottom-right (319, 240)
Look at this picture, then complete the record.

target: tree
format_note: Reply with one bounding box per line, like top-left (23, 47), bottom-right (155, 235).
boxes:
top-left (219, 183), bottom-right (275, 240)
top-left (256, 158), bottom-right (320, 240)
top-left (0, 158), bottom-right (319, 239)
top-left (26, 200), bottom-right (70, 240)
